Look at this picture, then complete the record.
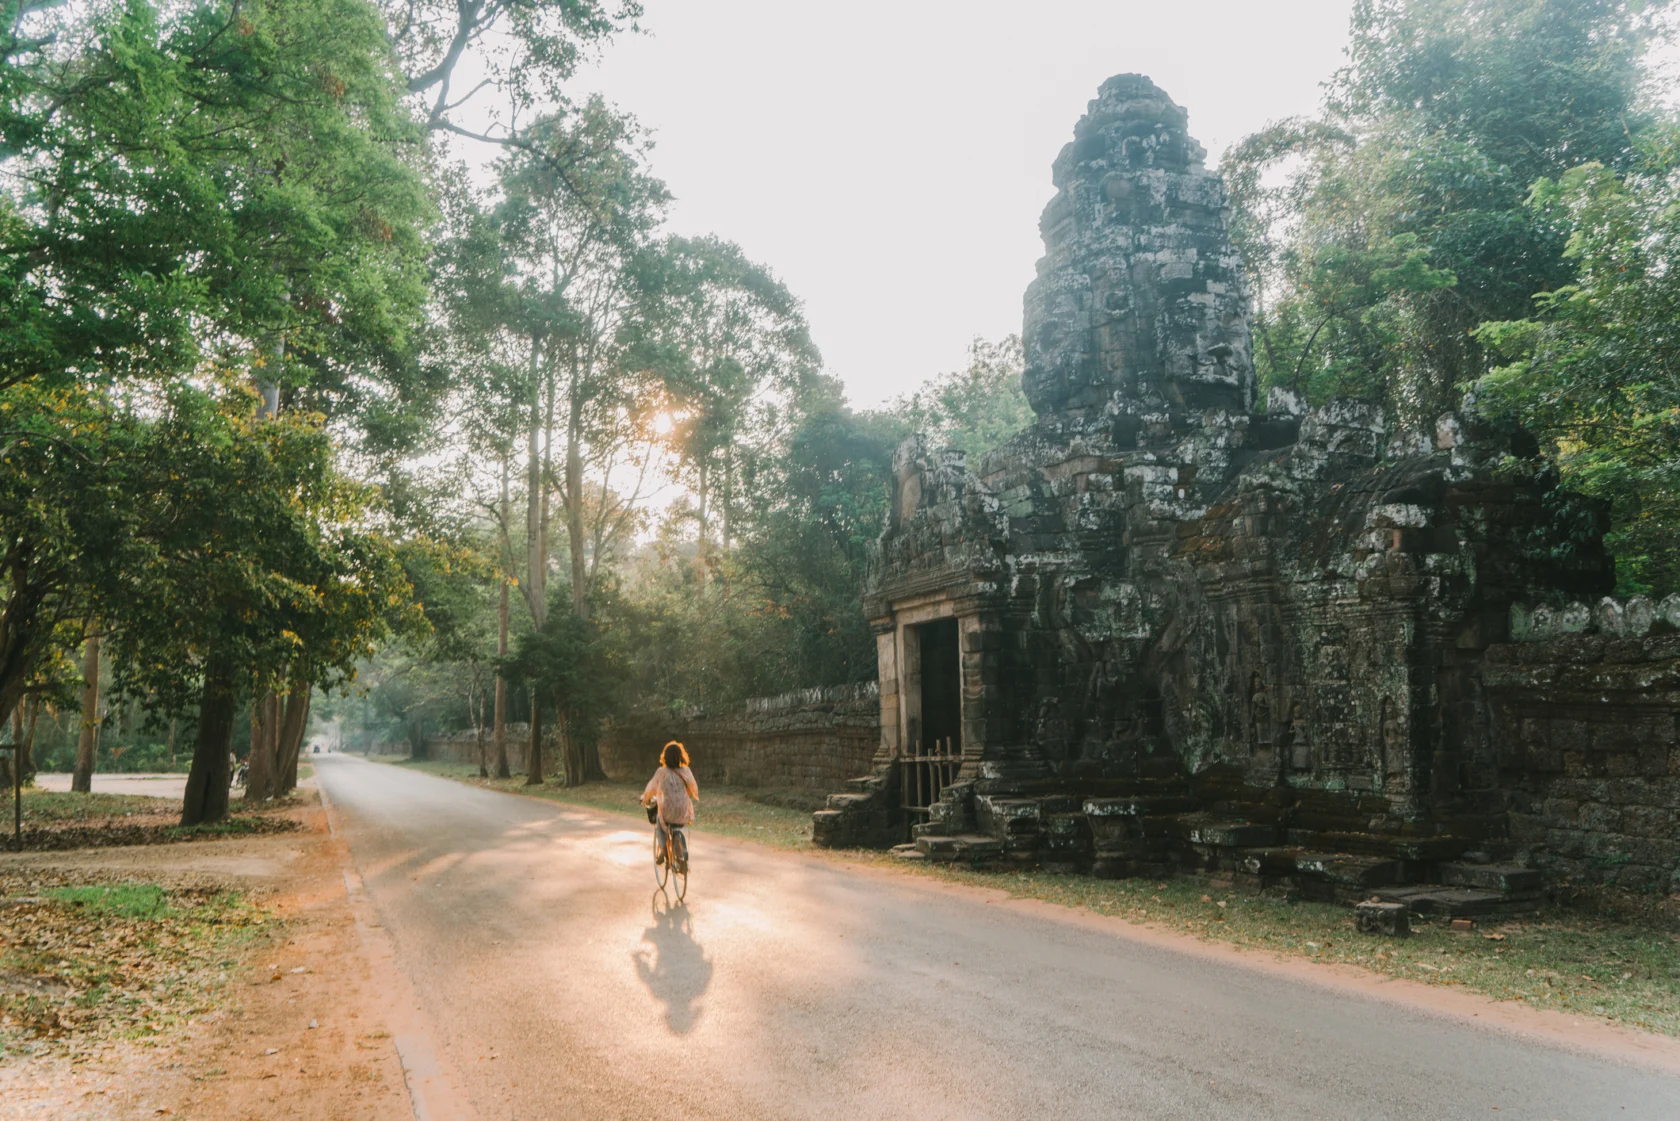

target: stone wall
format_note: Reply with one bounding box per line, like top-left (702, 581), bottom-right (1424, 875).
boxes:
top-left (598, 683), bottom-right (880, 792)
top-left (420, 724), bottom-right (534, 769)
top-left (417, 686), bottom-right (882, 793)
top-left (1486, 598), bottom-right (1680, 907)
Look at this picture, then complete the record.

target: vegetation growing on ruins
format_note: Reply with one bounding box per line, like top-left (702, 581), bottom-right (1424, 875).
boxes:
top-left (1224, 0), bottom-right (1679, 595)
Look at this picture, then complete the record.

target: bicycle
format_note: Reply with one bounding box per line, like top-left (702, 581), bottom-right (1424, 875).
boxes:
top-left (647, 803), bottom-right (688, 902)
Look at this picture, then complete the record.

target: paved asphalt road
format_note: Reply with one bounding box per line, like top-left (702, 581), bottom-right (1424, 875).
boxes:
top-left (316, 754), bottom-right (1680, 1120)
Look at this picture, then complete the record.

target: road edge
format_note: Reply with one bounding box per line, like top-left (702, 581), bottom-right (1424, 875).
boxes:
top-left (317, 760), bottom-right (480, 1121)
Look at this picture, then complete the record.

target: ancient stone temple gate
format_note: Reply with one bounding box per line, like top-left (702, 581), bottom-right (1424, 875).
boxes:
top-left (813, 75), bottom-right (1680, 914)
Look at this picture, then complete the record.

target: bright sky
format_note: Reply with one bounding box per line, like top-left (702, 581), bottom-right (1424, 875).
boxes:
top-left (555, 0), bottom-right (1358, 408)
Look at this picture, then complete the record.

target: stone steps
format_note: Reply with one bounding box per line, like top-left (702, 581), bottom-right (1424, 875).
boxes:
top-left (1437, 862), bottom-right (1541, 894)
top-left (1282, 829), bottom-right (1470, 863)
top-left (914, 833), bottom-right (1007, 861)
top-left (902, 798), bottom-right (1541, 915)
top-left (1371, 884), bottom-right (1540, 918)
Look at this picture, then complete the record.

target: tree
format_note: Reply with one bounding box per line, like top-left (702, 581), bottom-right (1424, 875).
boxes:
top-left (0, 385), bottom-right (162, 743)
top-left (3, 0), bottom-right (436, 819)
top-left (1476, 154), bottom-right (1680, 596)
top-left (501, 608), bottom-right (628, 787)
top-left (381, 0), bottom-right (640, 152)
top-left (102, 389), bottom-right (422, 824)
top-left (1223, 0), bottom-right (1668, 427)
top-left (434, 102), bottom-right (666, 784)
top-left (889, 335), bottom-right (1032, 463)
top-left (628, 235), bottom-right (822, 574)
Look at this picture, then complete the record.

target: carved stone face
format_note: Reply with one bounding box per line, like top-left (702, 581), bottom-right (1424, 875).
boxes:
top-left (1021, 74), bottom-right (1254, 429)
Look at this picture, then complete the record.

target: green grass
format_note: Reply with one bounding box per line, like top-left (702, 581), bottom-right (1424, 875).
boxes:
top-left (386, 759), bottom-right (819, 847)
top-left (385, 753), bottom-right (1680, 1037)
top-left (13, 788), bottom-right (177, 823)
top-left (43, 884), bottom-right (173, 919)
top-left (162, 816), bottom-right (282, 839)
top-left (385, 758), bottom-right (818, 848)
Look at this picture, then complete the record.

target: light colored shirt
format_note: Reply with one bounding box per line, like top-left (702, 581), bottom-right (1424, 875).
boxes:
top-left (643, 765), bottom-right (698, 825)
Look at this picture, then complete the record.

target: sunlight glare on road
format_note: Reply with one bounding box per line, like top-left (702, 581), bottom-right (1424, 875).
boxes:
top-left (601, 829), bottom-right (651, 866)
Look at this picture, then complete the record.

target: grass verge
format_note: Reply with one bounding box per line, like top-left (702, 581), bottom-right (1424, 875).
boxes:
top-left (3, 786), bottom-right (307, 850)
top-left (380, 754), bottom-right (1680, 1037)
top-left (10, 789), bottom-right (177, 825)
top-left (0, 872), bottom-right (274, 1058)
top-left (381, 757), bottom-right (816, 849)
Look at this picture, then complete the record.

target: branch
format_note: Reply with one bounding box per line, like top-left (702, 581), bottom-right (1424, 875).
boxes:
top-left (407, 0), bottom-right (485, 97)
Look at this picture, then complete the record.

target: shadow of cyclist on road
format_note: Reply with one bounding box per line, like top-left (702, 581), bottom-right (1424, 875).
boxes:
top-left (634, 897), bottom-right (712, 1034)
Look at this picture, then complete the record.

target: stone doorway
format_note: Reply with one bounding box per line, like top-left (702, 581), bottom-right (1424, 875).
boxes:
top-left (900, 618), bottom-right (962, 834)
top-left (915, 618), bottom-right (961, 755)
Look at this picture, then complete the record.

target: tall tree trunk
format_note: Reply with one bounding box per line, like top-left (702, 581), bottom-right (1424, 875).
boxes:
top-left (524, 334), bottom-right (548, 631)
top-left (19, 699), bottom-right (37, 784)
top-left (276, 683), bottom-right (309, 793)
top-left (559, 712), bottom-right (578, 788)
top-left (565, 371), bottom-right (588, 620)
top-left (180, 659), bottom-right (237, 826)
top-left (581, 730), bottom-right (608, 783)
top-left (525, 691), bottom-right (544, 785)
top-left (4, 706), bottom-right (20, 789)
top-left (717, 448), bottom-right (733, 592)
top-left (71, 631), bottom-right (100, 793)
top-left (720, 447), bottom-right (732, 552)
top-left (695, 458), bottom-right (710, 586)
top-left (245, 691), bottom-right (279, 802)
top-left (474, 679), bottom-right (488, 778)
top-left (494, 580), bottom-right (510, 779)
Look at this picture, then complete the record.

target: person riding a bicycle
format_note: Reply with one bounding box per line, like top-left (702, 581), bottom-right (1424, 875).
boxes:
top-left (641, 740), bottom-right (698, 871)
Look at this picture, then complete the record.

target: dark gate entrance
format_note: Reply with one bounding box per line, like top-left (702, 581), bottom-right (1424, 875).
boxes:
top-left (901, 618), bottom-right (962, 832)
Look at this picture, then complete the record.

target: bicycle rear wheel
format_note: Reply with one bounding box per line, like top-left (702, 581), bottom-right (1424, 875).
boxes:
top-left (672, 830), bottom-right (688, 902)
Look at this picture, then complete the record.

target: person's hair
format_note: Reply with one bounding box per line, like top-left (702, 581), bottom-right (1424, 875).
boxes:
top-left (662, 741), bottom-right (688, 769)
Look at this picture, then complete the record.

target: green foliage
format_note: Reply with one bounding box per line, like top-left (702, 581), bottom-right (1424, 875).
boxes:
top-left (1, 0), bottom-right (438, 817)
top-left (890, 336), bottom-right (1032, 463)
top-left (100, 388), bottom-right (423, 712)
top-left (626, 233), bottom-right (823, 548)
top-left (501, 604), bottom-right (629, 746)
top-left (1476, 157), bottom-right (1680, 595)
top-left (2, 0), bottom-right (433, 402)
top-left (1225, 0), bottom-right (1668, 427)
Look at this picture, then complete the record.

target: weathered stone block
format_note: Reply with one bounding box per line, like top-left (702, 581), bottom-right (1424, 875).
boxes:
top-left (1356, 900), bottom-right (1411, 936)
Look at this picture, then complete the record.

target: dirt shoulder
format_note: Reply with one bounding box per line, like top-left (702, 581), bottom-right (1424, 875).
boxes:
top-left (0, 788), bottom-right (416, 1121)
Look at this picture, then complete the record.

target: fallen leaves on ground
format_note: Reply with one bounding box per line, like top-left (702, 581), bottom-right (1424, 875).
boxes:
top-left (2, 790), bottom-right (304, 852)
top-left (0, 872), bottom-right (274, 1058)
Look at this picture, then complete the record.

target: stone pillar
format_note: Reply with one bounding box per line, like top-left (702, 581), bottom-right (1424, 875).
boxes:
top-left (899, 620), bottom-right (923, 755)
top-left (873, 622), bottom-right (900, 762)
top-left (959, 613), bottom-right (986, 763)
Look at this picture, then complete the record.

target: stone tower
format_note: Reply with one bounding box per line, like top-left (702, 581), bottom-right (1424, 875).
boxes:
top-left (814, 75), bottom-right (1634, 917)
top-left (1023, 74), bottom-right (1254, 429)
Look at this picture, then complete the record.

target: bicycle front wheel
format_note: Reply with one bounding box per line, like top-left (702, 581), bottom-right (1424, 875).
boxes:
top-left (654, 828), bottom-right (670, 890)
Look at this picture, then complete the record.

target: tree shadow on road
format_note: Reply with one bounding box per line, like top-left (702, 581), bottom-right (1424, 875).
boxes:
top-left (634, 896), bottom-right (712, 1034)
